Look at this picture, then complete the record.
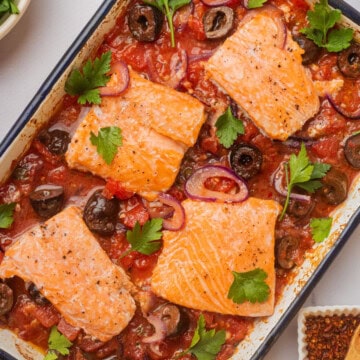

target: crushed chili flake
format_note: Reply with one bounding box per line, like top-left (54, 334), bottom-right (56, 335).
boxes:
top-left (305, 314), bottom-right (360, 360)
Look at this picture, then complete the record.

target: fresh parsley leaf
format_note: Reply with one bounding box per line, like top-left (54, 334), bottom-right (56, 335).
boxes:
top-left (215, 106), bottom-right (245, 149)
top-left (310, 217), bottom-right (332, 243)
top-left (44, 326), bottom-right (72, 360)
top-left (44, 353), bottom-right (58, 360)
top-left (300, 0), bottom-right (354, 53)
top-left (279, 143), bottom-right (331, 220)
top-left (123, 218), bottom-right (163, 257)
top-left (90, 126), bottom-right (123, 165)
top-left (143, 0), bottom-right (191, 47)
top-left (0, 203), bottom-right (15, 229)
top-left (0, 0), bottom-right (19, 15)
top-left (228, 268), bottom-right (270, 304)
top-left (185, 314), bottom-right (226, 360)
top-left (65, 51), bottom-right (112, 105)
top-left (325, 28), bottom-right (354, 52)
top-left (247, 0), bottom-right (268, 9)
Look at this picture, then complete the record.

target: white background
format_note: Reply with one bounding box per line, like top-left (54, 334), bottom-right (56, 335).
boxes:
top-left (0, 1), bottom-right (359, 359)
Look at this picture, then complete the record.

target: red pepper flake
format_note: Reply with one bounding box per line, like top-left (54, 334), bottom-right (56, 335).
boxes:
top-left (305, 314), bottom-right (360, 360)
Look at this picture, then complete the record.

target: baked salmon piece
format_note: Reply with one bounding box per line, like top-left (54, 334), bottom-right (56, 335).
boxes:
top-left (0, 206), bottom-right (136, 342)
top-left (204, 6), bottom-right (320, 141)
top-left (66, 70), bottom-right (205, 200)
top-left (151, 198), bottom-right (282, 317)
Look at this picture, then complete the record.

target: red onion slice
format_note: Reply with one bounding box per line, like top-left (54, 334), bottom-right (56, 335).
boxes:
top-left (158, 193), bottom-right (185, 231)
top-left (142, 314), bottom-right (167, 343)
top-left (99, 61), bottom-right (129, 97)
top-left (200, 0), bottom-right (235, 6)
top-left (326, 94), bottom-right (360, 119)
top-left (188, 49), bottom-right (216, 63)
top-left (146, 49), bottom-right (188, 89)
top-left (273, 163), bottom-right (311, 202)
top-left (185, 165), bottom-right (249, 203)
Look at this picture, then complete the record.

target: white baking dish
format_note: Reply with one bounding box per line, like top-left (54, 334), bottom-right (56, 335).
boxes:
top-left (0, 1), bottom-right (360, 359)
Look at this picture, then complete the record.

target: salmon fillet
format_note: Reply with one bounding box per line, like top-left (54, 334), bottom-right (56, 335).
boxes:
top-left (151, 198), bottom-right (282, 317)
top-left (66, 70), bottom-right (205, 200)
top-left (204, 6), bottom-right (320, 141)
top-left (0, 206), bottom-right (136, 342)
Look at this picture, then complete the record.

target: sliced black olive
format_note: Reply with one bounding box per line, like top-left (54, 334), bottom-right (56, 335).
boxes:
top-left (276, 236), bottom-right (299, 270)
top-left (151, 303), bottom-right (188, 337)
top-left (319, 168), bottom-right (348, 205)
top-left (203, 6), bottom-right (234, 40)
top-left (83, 190), bottom-right (119, 236)
top-left (338, 43), bottom-right (360, 78)
top-left (230, 143), bottom-right (262, 179)
top-left (128, 4), bottom-right (163, 42)
top-left (27, 282), bottom-right (50, 306)
top-left (38, 129), bottom-right (70, 155)
top-left (0, 283), bottom-right (13, 316)
top-left (30, 185), bottom-right (64, 219)
top-left (287, 198), bottom-right (314, 218)
top-left (293, 34), bottom-right (322, 65)
top-left (344, 133), bottom-right (360, 168)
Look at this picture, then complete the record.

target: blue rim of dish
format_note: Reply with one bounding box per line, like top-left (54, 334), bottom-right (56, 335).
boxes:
top-left (0, 0), bottom-right (117, 156)
top-left (0, 0), bottom-right (360, 360)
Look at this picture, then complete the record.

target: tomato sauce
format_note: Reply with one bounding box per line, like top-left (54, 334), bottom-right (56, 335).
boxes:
top-left (1, 0), bottom-right (360, 359)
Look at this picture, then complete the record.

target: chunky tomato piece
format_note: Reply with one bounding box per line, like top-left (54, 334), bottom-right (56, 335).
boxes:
top-left (58, 317), bottom-right (80, 341)
top-left (204, 177), bottom-right (236, 193)
top-left (121, 196), bottom-right (149, 228)
top-left (103, 178), bottom-right (134, 200)
top-left (8, 295), bottom-right (50, 348)
top-left (32, 140), bottom-right (61, 165)
top-left (33, 304), bottom-right (60, 328)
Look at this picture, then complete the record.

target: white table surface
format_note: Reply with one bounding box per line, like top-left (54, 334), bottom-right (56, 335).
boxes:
top-left (0, 1), bottom-right (359, 359)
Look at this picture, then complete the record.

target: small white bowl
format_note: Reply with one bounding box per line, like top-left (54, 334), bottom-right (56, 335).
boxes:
top-left (298, 306), bottom-right (360, 360)
top-left (0, 0), bottom-right (31, 41)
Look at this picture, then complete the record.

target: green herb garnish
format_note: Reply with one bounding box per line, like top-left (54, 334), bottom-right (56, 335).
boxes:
top-left (310, 217), bottom-right (333, 243)
top-left (121, 218), bottom-right (163, 258)
top-left (228, 268), bottom-right (270, 304)
top-left (247, 0), bottom-right (268, 9)
top-left (300, 0), bottom-right (354, 52)
top-left (0, 0), bottom-right (19, 16)
top-left (143, 0), bottom-right (191, 47)
top-left (279, 143), bottom-right (331, 220)
top-left (44, 326), bottom-right (72, 360)
top-left (0, 203), bottom-right (15, 229)
top-left (183, 314), bottom-right (226, 360)
top-left (215, 106), bottom-right (245, 149)
top-left (65, 51), bottom-right (112, 105)
top-left (90, 126), bottom-right (123, 165)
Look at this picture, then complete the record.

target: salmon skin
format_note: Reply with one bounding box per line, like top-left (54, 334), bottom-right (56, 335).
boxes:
top-left (0, 206), bottom-right (136, 342)
top-left (151, 198), bottom-right (282, 317)
top-left (66, 70), bottom-right (205, 200)
top-left (204, 6), bottom-right (320, 141)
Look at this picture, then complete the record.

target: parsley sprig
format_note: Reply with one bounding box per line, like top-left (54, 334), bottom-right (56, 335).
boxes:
top-left (143, 0), bottom-right (191, 47)
top-left (121, 218), bottom-right (163, 258)
top-left (228, 268), bottom-right (270, 304)
top-left (300, 0), bottom-right (354, 52)
top-left (183, 314), bottom-right (226, 360)
top-left (44, 326), bottom-right (73, 360)
top-left (247, 0), bottom-right (268, 9)
top-left (0, 0), bottom-right (19, 16)
top-left (310, 217), bottom-right (332, 243)
top-left (279, 143), bottom-right (331, 220)
top-left (65, 51), bottom-right (112, 105)
top-left (90, 126), bottom-right (123, 165)
top-left (215, 106), bottom-right (245, 149)
top-left (0, 203), bottom-right (15, 229)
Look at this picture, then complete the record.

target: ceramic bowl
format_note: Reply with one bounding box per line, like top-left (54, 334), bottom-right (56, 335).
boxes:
top-left (0, 0), bottom-right (31, 41)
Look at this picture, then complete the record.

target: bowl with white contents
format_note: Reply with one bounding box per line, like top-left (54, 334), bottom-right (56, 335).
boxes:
top-left (0, 0), bottom-right (31, 40)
